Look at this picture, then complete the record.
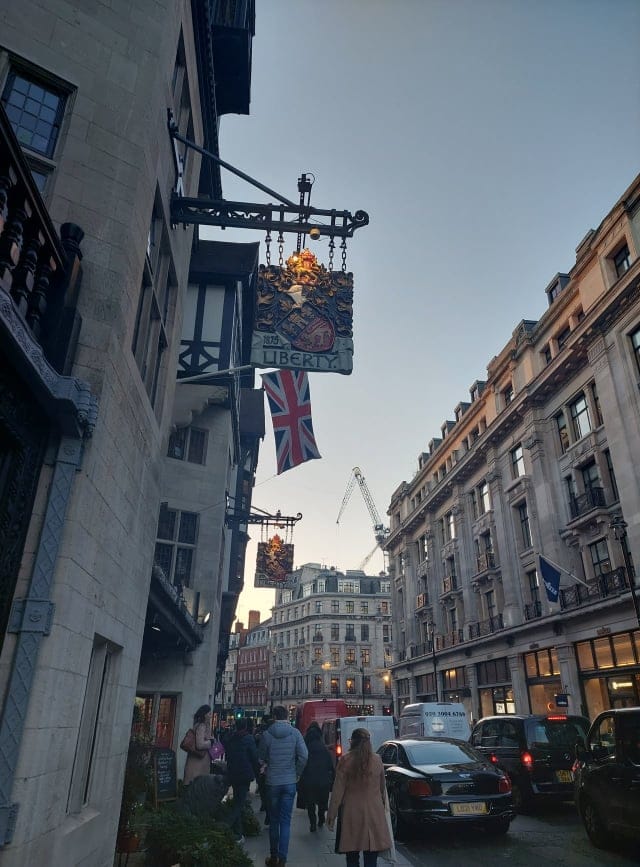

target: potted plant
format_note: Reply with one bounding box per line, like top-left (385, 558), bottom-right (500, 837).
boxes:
top-left (117, 703), bottom-right (154, 853)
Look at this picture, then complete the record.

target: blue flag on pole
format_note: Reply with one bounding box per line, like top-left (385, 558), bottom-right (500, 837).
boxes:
top-left (539, 556), bottom-right (562, 604)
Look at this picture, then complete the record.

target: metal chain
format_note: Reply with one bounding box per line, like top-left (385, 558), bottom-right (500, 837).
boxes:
top-left (277, 232), bottom-right (284, 268)
top-left (265, 230), bottom-right (271, 266)
top-left (328, 237), bottom-right (335, 271)
top-left (341, 238), bottom-right (348, 273)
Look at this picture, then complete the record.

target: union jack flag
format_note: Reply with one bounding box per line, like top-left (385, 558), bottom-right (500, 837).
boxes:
top-left (262, 369), bottom-right (321, 474)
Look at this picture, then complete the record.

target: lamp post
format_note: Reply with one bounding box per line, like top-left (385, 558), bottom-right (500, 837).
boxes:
top-left (360, 665), bottom-right (366, 715)
top-left (429, 622), bottom-right (439, 702)
top-left (610, 515), bottom-right (640, 628)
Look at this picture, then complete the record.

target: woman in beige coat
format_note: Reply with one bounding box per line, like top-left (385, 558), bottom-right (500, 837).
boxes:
top-left (326, 728), bottom-right (392, 867)
top-left (183, 704), bottom-right (212, 785)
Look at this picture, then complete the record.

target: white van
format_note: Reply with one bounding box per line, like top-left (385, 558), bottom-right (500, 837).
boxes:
top-left (322, 715), bottom-right (396, 765)
top-left (398, 702), bottom-right (470, 740)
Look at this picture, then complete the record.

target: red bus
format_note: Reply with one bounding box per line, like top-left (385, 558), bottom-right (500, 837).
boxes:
top-left (295, 699), bottom-right (351, 735)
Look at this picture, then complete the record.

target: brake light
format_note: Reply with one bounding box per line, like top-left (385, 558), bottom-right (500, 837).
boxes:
top-left (521, 751), bottom-right (534, 770)
top-left (407, 780), bottom-right (432, 797)
top-left (489, 753), bottom-right (499, 764)
top-left (546, 715), bottom-right (567, 721)
top-left (498, 775), bottom-right (511, 794)
top-left (336, 744), bottom-right (342, 756)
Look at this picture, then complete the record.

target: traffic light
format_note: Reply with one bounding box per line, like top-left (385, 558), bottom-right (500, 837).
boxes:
top-left (235, 707), bottom-right (244, 720)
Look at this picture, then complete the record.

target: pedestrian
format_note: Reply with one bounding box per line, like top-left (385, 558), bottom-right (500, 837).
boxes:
top-left (255, 717), bottom-right (273, 824)
top-left (298, 721), bottom-right (334, 832)
top-left (326, 728), bottom-right (392, 867)
top-left (259, 705), bottom-right (308, 867)
top-left (225, 717), bottom-right (261, 843)
top-left (183, 704), bottom-right (212, 786)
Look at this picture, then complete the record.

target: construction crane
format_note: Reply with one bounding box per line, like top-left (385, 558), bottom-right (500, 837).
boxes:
top-left (337, 467), bottom-right (390, 546)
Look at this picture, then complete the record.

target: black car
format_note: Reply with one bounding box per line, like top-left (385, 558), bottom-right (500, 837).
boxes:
top-left (377, 737), bottom-right (514, 837)
top-left (574, 707), bottom-right (640, 850)
top-left (470, 713), bottom-right (589, 811)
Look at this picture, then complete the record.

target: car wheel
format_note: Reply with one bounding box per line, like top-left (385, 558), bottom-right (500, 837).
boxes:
top-left (388, 790), bottom-right (408, 839)
top-left (486, 817), bottom-right (510, 835)
top-left (582, 798), bottom-right (611, 850)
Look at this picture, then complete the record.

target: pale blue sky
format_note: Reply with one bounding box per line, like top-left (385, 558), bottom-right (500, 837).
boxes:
top-left (212, 0), bottom-right (640, 626)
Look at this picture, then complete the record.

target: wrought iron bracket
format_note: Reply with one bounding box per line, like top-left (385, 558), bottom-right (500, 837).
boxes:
top-left (7, 598), bottom-right (55, 635)
top-left (168, 110), bottom-right (368, 238)
top-left (225, 507), bottom-right (302, 530)
top-left (0, 804), bottom-right (18, 846)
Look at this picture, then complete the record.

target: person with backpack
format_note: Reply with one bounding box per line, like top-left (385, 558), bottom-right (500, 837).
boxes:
top-left (259, 705), bottom-right (308, 867)
top-left (225, 717), bottom-right (261, 843)
top-left (297, 721), bottom-right (334, 832)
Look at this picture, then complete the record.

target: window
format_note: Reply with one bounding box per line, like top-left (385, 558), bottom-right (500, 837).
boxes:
top-left (527, 569), bottom-right (540, 603)
top-left (630, 326), bottom-right (640, 376)
top-left (331, 647), bottom-right (340, 667)
top-left (581, 461), bottom-right (600, 497)
top-left (570, 394), bottom-right (592, 441)
top-left (589, 539), bottom-right (611, 579)
top-left (167, 426), bottom-right (207, 464)
top-left (313, 675), bottom-right (322, 694)
top-left (379, 580), bottom-right (390, 593)
top-left (511, 445), bottom-right (525, 479)
top-left (339, 580), bottom-right (358, 593)
top-left (360, 624), bottom-right (369, 641)
top-left (360, 601), bottom-right (369, 615)
top-left (556, 410), bottom-right (569, 453)
top-left (331, 600), bottom-right (339, 614)
top-left (315, 600), bottom-right (323, 614)
top-left (604, 450), bottom-right (619, 502)
top-left (556, 325), bottom-right (571, 349)
top-left (478, 481), bottom-right (491, 514)
top-left (382, 624), bottom-right (390, 642)
top-left (346, 678), bottom-right (356, 695)
top-left (331, 623), bottom-right (339, 641)
top-left (154, 503), bottom-right (199, 590)
top-left (68, 637), bottom-right (118, 813)
top-left (132, 200), bottom-right (176, 411)
top-left (502, 383), bottom-right (514, 406)
top-left (469, 488), bottom-right (478, 519)
top-left (590, 383), bottom-right (603, 427)
top-left (361, 648), bottom-right (371, 665)
top-left (517, 502), bottom-right (532, 549)
top-left (345, 625), bottom-right (355, 641)
top-left (345, 601), bottom-right (354, 614)
top-left (613, 243), bottom-right (631, 278)
top-left (542, 344), bottom-right (552, 365)
top-left (379, 601), bottom-right (389, 615)
top-left (345, 648), bottom-right (356, 665)
top-left (2, 67), bottom-right (68, 192)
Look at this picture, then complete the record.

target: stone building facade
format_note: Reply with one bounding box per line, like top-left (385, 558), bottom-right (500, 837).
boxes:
top-left (384, 174), bottom-right (640, 725)
top-left (270, 563), bottom-right (393, 716)
top-left (0, 3), bottom-right (260, 865)
top-left (235, 616), bottom-right (271, 718)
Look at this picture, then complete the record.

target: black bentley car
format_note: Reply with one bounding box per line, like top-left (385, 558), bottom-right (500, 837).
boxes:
top-left (377, 737), bottom-right (515, 837)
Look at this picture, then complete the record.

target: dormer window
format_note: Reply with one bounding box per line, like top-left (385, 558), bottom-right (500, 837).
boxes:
top-left (503, 383), bottom-right (514, 406)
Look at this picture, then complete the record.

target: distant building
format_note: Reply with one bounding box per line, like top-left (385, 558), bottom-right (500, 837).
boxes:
top-left (270, 564), bottom-right (393, 715)
top-left (236, 616), bottom-right (272, 718)
top-left (384, 175), bottom-right (640, 722)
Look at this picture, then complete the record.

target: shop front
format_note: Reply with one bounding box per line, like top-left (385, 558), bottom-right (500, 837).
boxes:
top-left (524, 646), bottom-right (563, 714)
top-left (577, 628), bottom-right (640, 718)
top-left (476, 658), bottom-right (515, 717)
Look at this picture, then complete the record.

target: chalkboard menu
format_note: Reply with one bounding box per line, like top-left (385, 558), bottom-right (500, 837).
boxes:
top-left (153, 748), bottom-right (177, 807)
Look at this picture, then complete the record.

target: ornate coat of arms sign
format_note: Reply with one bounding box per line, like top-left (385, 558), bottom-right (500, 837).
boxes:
top-left (251, 249), bottom-right (354, 375)
top-left (254, 534), bottom-right (295, 588)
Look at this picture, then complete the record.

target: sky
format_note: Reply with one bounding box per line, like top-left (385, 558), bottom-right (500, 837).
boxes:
top-left (212, 0), bottom-right (640, 627)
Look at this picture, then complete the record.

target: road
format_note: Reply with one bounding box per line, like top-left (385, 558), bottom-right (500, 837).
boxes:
top-left (396, 802), bottom-right (639, 866)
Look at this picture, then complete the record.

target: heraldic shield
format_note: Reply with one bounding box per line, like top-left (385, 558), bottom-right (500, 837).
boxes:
top-left (255, 535), bottom-right (295, 588)
top-left (251, 249), bottom-right (354, 375)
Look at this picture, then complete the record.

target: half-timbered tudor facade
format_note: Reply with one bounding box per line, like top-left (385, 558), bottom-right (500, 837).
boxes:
top-left (0, 2), bottom-right (259, 865)
top-left (385, 175), bottom-right (640, 725)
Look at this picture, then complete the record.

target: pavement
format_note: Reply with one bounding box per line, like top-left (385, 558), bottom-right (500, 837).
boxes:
top-left (241, 788), bottom-right (412, 867)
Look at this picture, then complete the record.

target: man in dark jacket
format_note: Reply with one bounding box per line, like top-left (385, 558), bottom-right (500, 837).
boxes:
top-left (298, 721), bottom-right (334, 831)
top-left (225, 718), bottom-right (260, 843)
top-left (259, 705), bottom-right (308, 867)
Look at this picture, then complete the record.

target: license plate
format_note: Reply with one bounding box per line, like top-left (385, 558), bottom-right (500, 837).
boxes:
top-left (556, 770), bottom-right (573, 783)
top-left (450, 802), bottom-right (488, 816)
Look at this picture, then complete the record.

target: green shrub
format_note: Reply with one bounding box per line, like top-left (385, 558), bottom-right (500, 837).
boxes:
top-left (215, 796), bottom-right (261, 836)
top-left (143, 809), bottom-right (252, 867)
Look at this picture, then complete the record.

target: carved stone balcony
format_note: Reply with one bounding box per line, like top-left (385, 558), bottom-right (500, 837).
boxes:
top-left (559, 567), bottom-right (628, 611)
top-left (312, 633), bottom-right (324, 642)
top-left (524, 600), bottom-right (542, 620)
top-left (435, 629), bottom-right (464, 650)
top-left (468, 613), bottom-right (504, 639)
top-left (440, 575), bottom-right (460, 599)
top-left (416, 558), bottom-right (429, 579)
top-left (416, 593), bottom-right (430, 611)
top-left (568, 487), bottom-right (607, 524)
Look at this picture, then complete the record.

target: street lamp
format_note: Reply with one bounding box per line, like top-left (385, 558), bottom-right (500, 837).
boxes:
top-left (610, 515), bottom-right (640, 628)
top-left (429, 622), bottom-right (439, 702)
top-left (360, 665), bottom-right (366, 715)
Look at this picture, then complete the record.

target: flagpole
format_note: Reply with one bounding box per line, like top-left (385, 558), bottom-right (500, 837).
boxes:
top-left (538, 553), bottom-right (589, 587)
top-left (177, 364), bottom-right (255, 384)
